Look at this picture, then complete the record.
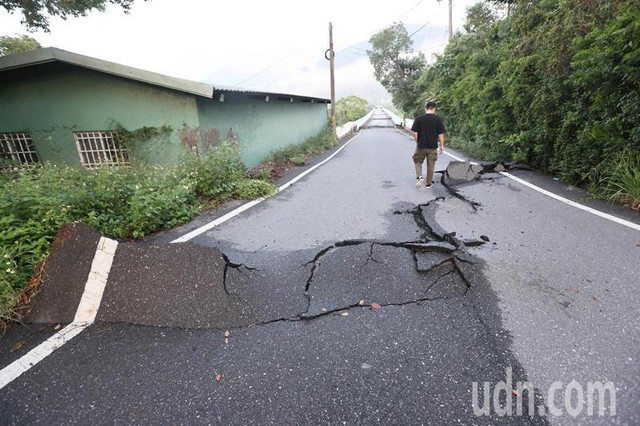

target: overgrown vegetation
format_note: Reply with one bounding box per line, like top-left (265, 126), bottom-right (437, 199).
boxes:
top-left (0, 124), bottom-right (341, 324)
top-left (251, 124), bottom-right (339, 179)
top-left (370, 0), bottom-right (640, 210)
top-left (335, 96), bottom-right (371, 125)
top-left (0, 139), bottom-right (276, 324)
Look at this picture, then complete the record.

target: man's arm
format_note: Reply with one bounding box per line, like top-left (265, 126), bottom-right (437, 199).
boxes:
top-left (438, 133), bottom-right (445, 153)
top-left (413, 132), bottom-right (418, 143)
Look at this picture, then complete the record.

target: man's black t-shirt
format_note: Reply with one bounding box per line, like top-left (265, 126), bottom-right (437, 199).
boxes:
top-left (411, 113), bottom-right (445, 149)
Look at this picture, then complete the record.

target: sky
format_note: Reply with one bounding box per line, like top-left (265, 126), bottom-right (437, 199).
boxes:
top-left (1, 0), bottom-right (482, 104)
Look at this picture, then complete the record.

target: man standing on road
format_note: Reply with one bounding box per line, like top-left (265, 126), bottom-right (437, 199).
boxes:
top-left (411, 100), bottom-right (445, 189)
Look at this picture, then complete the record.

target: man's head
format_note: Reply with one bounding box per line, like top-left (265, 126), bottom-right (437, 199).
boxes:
top-left (425, 101), bottom-right (437, 111)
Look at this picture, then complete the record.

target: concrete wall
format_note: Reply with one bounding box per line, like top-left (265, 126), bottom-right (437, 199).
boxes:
top-left (0, 63), bottom-right (329, 170)
top-left (196, 93), bottom-right (329, 168)
top-left (0, 63), bottom-right (199, 167)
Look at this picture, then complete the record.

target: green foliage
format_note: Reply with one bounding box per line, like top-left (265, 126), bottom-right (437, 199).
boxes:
top-left (415, 0), bottom-right (639, 201)
top-left (367, 22), bottom-right (426, 114)
top-left (1, 0), bottom-right (141, 32)
top-left (178, 141), bottom-right (247, 199)
top-left (0, 140), bottom-right (276, 321)
top-left (590, 149), bottom-right (640, 211)
top-left (335, 96), bottom-right (370, 125)
top-left (232, 179), bottom-right (275, 200)
top-left (269, 124), bottom-right (338, 165)
top-left (0, 35), bottom-right (41, 56)
top-left (111, 123), bottom-right (173, 148)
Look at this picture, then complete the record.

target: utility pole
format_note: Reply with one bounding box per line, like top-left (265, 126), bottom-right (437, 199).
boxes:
top-left (327, 22), bottom-right (336, 135)
top-left (448, 0), bottom-right (453, 41)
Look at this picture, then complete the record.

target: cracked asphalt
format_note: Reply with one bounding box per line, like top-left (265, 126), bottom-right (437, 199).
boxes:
top-left (1, 111), bottom-right (638, 424)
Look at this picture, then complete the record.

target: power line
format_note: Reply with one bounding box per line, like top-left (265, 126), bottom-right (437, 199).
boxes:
top-left (408, 21), bottom-right (430, 39)
top-left (233, 50), bottom-right (300, 86)
top-left (232, 0), bottom-right (442, 88)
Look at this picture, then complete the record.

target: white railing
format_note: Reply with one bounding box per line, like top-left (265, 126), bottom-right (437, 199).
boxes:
top-left (336, 108), bottom-right (376, 139)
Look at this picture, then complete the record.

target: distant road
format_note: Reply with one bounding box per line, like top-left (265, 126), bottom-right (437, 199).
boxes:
top-left (1, 110), bottom-right (637, 424)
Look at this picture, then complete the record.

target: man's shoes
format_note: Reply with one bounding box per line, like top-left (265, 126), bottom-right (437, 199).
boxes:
top-left (426, 183), bottom-right (433, 189)
top-left (416, 177), bottom-right (424, 188)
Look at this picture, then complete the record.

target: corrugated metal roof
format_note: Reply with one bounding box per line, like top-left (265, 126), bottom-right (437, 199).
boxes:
top-left (0, 47), bottom-right (330, 103)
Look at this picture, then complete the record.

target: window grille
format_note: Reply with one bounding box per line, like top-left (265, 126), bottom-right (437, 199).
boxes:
top-left (0, 132), bottom-right (40, 166)
top-left (73, 131), bottom-right (129, 168)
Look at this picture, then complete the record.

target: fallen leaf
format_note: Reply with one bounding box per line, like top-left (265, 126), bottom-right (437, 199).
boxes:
top-left (512, 389), bottom-right (520, 397)
top-left (358, 300), bottom-right (365, 306)
top-left (339, 311), bottom-right (349, 317)
top-left (320, 308), bottom-right (327, 313)
top-left (215, 373), bottom-right (222, 382)
top-left (54, 324), bottom-right (61, 330)
top-left (570, 287), bottom-right (580, 293)
top-left (371, 302), bottom-right (381, 310)
top-left (224, 330), bottom-right (230, 338)
top-left (10, 341), bottom-right (24, 352)
top-left (224, 338), bottom-right (229, 345)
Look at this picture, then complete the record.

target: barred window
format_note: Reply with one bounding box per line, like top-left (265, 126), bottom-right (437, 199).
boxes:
top-left (0, 132), bottom-right (41, 166)
top-left (73, 131), bottom-right (129, 168)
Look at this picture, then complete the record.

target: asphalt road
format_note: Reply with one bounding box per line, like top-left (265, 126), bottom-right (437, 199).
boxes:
top-left (0, 110), bottom-right (638, 424)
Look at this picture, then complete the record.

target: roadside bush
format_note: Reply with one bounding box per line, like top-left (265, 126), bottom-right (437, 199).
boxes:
top-left (233, 179), bottom-right (275, 200)
top-left (178, 141), bottom-right (247, 199)
top-left (412, 0), bottom-right (639, 205)
top-left (589, 149), bottom-right (640, 212)
top-left (0, 142), bottom-right (277, 323)
top-left (270, 125), bottom-right (338, 165)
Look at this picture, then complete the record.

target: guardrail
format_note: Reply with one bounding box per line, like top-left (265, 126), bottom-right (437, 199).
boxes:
top-left (336, 108), bottom-right (376, 140)
top-left (380, 107), bottom-right (415, 130)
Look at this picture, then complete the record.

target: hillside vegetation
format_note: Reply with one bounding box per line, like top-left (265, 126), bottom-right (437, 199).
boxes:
top-left (372, 0), bottom-right (640, 210)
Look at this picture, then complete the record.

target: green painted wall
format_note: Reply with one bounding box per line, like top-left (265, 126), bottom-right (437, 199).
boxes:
top-left (0, 62), bottom-right (329, 170)
top-left (196, 94), bottom-right (329, 168)
top-left (0, 63), bottom-right (199, 167)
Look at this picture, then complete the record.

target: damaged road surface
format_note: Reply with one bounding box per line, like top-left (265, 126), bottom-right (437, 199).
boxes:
top-left (2, 111), bottom-right (637, 424)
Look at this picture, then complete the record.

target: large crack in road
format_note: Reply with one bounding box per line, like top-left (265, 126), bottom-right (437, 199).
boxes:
top-left (27, 188), bottom-right (490, 331)
top-left (17, 162), bottom-right (550, 423)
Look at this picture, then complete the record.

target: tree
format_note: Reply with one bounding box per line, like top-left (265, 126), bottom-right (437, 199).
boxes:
top-left (367, 22), bottom-right (425, 115)
top-left (463, 3), bottom-right (497, 34)
top-left (1, 0), bottom-right (142, 32)
top-left (0, 35), bottom-right (41, 56)
top-left (335, 96), bottom-right (370, 125)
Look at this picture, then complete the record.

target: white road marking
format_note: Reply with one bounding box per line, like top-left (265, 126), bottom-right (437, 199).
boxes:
top-left (0, 236), bottom-right (118, 390)
top-left (74, 237), bottom-right (118, 322)
top-left (0, 130), bottom-right (364, 389)
top-left (442, 150), bottom-right (640, 232)
top-left (171, 131), bottom-right (364, 243)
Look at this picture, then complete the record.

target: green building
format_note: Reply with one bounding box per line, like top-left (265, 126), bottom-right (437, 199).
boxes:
top-left (0, 48), bottom-right (330, 169)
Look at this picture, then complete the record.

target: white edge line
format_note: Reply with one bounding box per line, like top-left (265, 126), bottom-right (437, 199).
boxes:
top-left (442, 149), bottom-right (640, 232)
top-left (171, 131), bottom-right (364, 243)
top-left (0, 236), bottom-right (118, 390)
top-left (0, 322), bottom-right (89, 389)
top-left (396, 128), bottom-right (640, 232)
top-left (499, 171), bottom-right (640, 232)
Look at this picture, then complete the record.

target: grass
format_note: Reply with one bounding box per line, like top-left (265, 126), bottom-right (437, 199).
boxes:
top-left (0, 140), bottom-right (276, 326)
top-left (249, 125), bottom-right (339, 180)
top-left (589, 148), bottom-right (640, 212)
top-left (0, 127), bottom-right (340, 326)
top-left (448, 134), bottom-right (640, 212)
